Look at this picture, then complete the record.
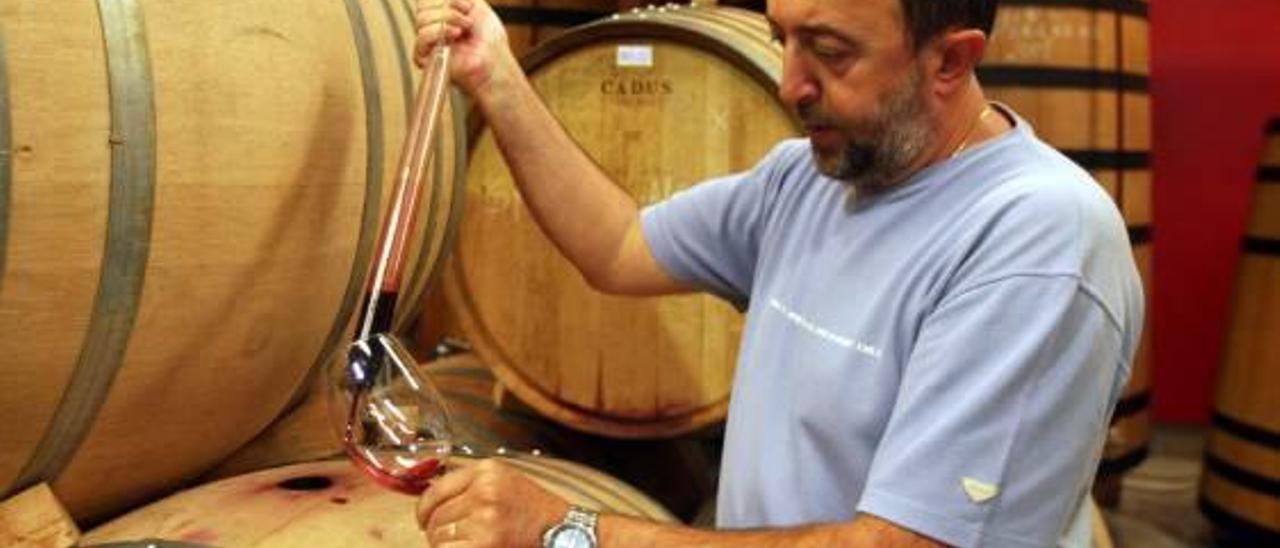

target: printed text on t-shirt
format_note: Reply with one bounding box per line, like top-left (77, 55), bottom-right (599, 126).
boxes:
top-left (768, 298), bottom-right (883, 359)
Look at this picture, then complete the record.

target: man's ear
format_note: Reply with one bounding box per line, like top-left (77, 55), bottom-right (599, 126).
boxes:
top-left (926, 28), bottom-right (987, 94)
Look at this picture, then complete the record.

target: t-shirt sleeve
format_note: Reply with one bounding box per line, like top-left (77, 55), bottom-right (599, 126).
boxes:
top-left (639, 143), bottom-right (796, 305)
top-left (856, 274), bottom-right (1129, 548)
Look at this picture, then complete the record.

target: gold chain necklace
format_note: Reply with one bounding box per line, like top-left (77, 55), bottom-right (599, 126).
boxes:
top-left (950, 105), bottom-right (995, 159)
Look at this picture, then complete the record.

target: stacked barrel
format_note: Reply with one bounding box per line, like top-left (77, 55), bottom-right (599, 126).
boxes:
top-left (1200, 118), bottom-right (1280, 544)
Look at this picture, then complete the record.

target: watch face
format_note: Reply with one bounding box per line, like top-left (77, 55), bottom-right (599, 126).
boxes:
top-left (549, 525), bottom-right (594, 548)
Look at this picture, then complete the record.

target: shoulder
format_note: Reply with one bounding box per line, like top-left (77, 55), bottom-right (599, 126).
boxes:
top-left (752, 138), bottom-right (818, 185)
top-left (935, 123), bottom-right (1134, 285)
top-left (763, 138), bottom-right (814, 167)
top-left (941, 126), bottom-right (1143, 344)
top-left (962, 127), bottom-right (1130, 260)
top-left (724, 138), bottom-right (828, 221)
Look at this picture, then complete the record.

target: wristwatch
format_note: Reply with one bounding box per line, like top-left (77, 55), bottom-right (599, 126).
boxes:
top-left (542, 505), bottom-right (599, 548)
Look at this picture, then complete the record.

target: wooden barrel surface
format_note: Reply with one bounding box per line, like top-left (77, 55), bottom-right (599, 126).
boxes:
top-left (443, 4), bottom-right (798, 439)
top-left (492, 0), bottom-right (618, 59)
top-left (1199, 119), bottom-right (1280, 544)
top-left (982, 0), bottom-right (1154, 480)
top-left (0, 0), bottom-right (464, 524)
top-left (81, 457), bottom-right (673, 547)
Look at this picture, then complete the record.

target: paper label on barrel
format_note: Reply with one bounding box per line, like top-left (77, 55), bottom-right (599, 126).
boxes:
top-left (616, 45), bottom-right (654, 68)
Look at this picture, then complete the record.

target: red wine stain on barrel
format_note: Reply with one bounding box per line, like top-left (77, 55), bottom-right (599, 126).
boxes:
top-left (277, 475), bottom-right (334, 491)
top-left (248, 475), bottom-right (335, 500)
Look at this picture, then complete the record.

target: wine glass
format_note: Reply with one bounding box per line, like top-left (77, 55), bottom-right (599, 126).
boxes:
top-left (328, 333), bottom-right (454, 495)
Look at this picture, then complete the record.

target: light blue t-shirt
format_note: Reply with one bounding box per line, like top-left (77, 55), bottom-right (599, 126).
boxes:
top-left (640, 109), bottom-right (1144, 548)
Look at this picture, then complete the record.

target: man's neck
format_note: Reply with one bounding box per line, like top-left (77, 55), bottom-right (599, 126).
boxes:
top-left (920, 82), bottom-right (1013, 170)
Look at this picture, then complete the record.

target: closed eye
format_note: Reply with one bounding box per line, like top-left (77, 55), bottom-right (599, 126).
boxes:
top-left (807, 34), bottom-right (855, 61)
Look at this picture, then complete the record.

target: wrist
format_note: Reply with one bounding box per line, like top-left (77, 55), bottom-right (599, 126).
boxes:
top-left (472, 50), bottom-right (526, 116)
top-left (542, 505), bottom-right (599, 548)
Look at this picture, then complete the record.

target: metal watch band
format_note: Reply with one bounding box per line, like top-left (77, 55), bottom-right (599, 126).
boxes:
top-left (542, 505), bottom-right (600, 548)
top-left (567, 505), bottom-right (598, 530)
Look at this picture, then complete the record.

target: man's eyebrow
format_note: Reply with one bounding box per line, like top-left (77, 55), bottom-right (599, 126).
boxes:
top-left (798, 22), bottom-right (858, 43)
top-left (764, 17), bottom-right (858, 43)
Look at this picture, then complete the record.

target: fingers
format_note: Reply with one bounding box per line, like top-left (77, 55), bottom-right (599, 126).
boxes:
top-left (415, 2), bottom-right (472, 35)
top-left (426, 516), bottom-right (469, 546)
top-left (416, 459), bottom-right (479, 528)
top-left (421, 467), bottom-right (481, 533)
top-left (417, 459), bottom-right (571, 548)
top-left (423, 495), bottom-right (472, 542)
top-left (414, 21), bottom-right (470, 68)
top-left (416, 0), bottom-right (473, 15)
top-left (414, 0), bottom-right (475, 64)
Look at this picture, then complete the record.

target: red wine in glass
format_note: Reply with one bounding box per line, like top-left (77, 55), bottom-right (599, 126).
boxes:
top-left (330, 333), bottom-right (454, 495)
top-left (344, 433), bottom-right (448, 495)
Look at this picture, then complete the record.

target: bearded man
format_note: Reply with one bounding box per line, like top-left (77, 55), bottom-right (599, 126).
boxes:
top-left (411, 0), bottom-right (1144, 546)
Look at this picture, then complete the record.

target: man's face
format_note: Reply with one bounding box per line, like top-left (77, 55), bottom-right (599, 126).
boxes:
top-left (768, 0), bottom-right (936, 188)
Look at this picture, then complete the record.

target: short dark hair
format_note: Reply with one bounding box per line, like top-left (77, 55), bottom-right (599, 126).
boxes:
top-left (899, 0), bottom-right (998, 49)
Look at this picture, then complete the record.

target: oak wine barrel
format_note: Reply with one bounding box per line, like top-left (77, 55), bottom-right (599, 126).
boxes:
top-left (0, 0), bottom-right (464, 524)
top-left (82, 457), bottom-right (673, 547)
top-left (440, 4), bottom-right (799, 438)
top-left (981, 0), bottom-right (1155, 492)
top-left (1199, 118), bottom-right (1280, 544)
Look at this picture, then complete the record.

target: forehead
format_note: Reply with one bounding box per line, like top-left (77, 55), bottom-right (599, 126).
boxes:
top-left (766, 0), bottom-right (906, 39)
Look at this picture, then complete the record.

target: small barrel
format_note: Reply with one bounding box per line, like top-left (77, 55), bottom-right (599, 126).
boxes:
top-left (981, 0), bottom-right (1155, 487)
top-left (81, 457), bottom-right (673, 547)
top-left (440, 4), bottom-right (798, 439)
top-left (0, 0), bottom-right (463, 525)
top-left (1199, 118), bottom-right (1280, 544)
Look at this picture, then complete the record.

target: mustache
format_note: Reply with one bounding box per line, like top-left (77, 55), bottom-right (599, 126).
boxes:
top-left (797, 104), bottom-right (840, 128)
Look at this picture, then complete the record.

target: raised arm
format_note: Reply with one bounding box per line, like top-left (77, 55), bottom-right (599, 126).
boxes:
top-left (415, 0), bottom-right (684, 295)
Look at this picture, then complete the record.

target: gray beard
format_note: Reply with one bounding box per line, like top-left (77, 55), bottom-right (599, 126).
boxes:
top-left (806, 71), bottom-right (932, 190)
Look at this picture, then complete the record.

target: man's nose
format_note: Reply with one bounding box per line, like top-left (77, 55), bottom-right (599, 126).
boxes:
top-left (778, 49), bottom-right (819, 110)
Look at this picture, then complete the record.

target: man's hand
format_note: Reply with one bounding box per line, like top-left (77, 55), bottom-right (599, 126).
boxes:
top-left (414, 0), bottom-right (520, 99)
top-left (416, 459), bottom-right (569, 547)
